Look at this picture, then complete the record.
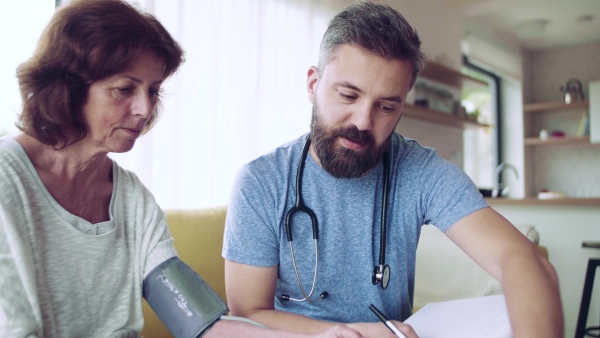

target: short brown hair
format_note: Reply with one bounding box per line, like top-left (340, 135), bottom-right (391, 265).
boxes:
top-left (318, 1), bottom-right (426, 88)
top-left (16, 0), bottom-right (185, 148)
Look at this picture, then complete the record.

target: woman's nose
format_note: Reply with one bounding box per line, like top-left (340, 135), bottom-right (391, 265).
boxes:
top-left (132, 93), bottom-right (154, 118)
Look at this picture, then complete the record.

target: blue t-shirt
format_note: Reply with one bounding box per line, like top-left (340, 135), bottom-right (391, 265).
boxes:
top-left (222, 133), bottom-right (488, 323)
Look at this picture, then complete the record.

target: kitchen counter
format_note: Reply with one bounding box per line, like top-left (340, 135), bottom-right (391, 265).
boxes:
top-left (484, 197), bottom-right (600, 206)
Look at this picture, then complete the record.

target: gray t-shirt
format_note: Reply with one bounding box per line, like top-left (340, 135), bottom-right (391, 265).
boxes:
top-left (223, 133), bottom-right (488, 323)
top-left (0, 137), bottom-right (177, 337)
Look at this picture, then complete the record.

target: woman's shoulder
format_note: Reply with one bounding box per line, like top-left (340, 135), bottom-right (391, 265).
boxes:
top-left (0, 136), bottom-right (23, 158)
top-left (0, 137), bottom-right (33, 178)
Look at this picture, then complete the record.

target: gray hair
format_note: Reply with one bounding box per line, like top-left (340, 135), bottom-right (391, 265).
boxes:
top-left (317, 0), bottom-right (426, 88)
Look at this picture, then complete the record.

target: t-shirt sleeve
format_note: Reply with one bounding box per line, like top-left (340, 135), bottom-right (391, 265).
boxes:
top-left (141, 210), bottom-right (178, 278)
top-left (418, 152), bottom-right (489, 232)
top-left (121, 168), bottom-right (178, 279)
top-left (222, 163), bottom-right (281, 267)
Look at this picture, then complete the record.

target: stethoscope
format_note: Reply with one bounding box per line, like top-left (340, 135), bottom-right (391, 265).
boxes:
top-left (280, 135), bottom-right (391, 303)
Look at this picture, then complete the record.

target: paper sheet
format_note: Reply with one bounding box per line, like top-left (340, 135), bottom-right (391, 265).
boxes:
top-left (404, 294), bottom-right (512, 338)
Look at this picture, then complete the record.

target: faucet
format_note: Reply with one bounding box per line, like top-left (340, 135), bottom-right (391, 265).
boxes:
top-left (492, 163), bottom-right (519, 198)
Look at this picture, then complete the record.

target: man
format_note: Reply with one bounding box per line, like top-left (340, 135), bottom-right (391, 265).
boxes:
top-left (222, 1), bottom-right (563, 337)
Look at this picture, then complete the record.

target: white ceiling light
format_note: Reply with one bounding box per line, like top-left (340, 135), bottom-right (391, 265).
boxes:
top-left (516, 19), bottom-right (549, 39)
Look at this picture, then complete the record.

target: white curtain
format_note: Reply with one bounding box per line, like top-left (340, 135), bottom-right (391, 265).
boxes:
top-left (0, 1), bottom-right (55, 137)
top-left (111, 0), bottom-right (345, 209)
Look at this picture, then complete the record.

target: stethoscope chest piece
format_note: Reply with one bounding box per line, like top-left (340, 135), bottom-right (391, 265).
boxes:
top-left (372, 264), bottom-right (390, 289)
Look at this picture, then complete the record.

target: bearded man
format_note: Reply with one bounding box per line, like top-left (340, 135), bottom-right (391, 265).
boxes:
top-left (222, 2), bottom-right (562, 338)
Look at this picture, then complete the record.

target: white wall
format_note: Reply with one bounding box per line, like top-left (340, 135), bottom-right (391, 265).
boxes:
top-left (463, 21), bottom-right (523, 81)
top-left (500, 78), bottom-right (525, 198)
top-left (382, 0), bottom-right (464, 69)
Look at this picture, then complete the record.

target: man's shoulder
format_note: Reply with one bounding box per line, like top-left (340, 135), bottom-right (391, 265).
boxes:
top-left (246, 134), bottom-right (306, 170)
top-left (391, 132), bottom-right (439, 163)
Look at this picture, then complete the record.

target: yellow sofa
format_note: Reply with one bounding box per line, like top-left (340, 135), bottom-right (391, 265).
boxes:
top-left (141, 206), bottom-right (548, 338)
top-left (141, 207), bottom-right (228, 338)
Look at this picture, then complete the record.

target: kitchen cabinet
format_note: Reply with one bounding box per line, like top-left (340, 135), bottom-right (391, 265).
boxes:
top-left (402, 61), bottom-right (489, 129)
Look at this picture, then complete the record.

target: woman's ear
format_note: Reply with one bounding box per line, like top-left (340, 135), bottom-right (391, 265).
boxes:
top-left (307, 66), bottom-right (319, 104)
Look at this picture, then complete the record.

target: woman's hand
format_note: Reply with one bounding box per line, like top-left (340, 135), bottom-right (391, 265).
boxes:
top-left (347, 321), bottom-right (418, 338)
top-left (313, 324), bottom-right (365, 338)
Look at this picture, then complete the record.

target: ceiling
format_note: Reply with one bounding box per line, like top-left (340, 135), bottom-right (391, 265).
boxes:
top-left (441, 0), bottom-right (600, 50)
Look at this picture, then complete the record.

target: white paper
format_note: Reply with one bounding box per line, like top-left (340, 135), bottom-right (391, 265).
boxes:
top-left (404, 294), bottom-right (512, 338)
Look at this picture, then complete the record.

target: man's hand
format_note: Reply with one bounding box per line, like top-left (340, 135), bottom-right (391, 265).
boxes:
top-left (347, 321), bottom-right (418, 338)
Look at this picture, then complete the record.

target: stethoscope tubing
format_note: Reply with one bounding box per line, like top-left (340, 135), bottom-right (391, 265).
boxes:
top-left (284, 136), bottom-right (322, 302)
top-left (283, 135), bottom-right (391, 302)
top-left (287, 239), bottom-right (320, 302)
top-left (378, 148), bottom-right (390, 272)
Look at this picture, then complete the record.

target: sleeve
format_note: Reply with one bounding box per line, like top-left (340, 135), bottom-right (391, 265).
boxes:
top-left (141, 209), bottom-right (178, 279)
top-left (0, 184), bottom-right (41, 337)
top-left (418, 152), bottom-right (489, 232)
top-left (120, 167), bottom-right (178, 279)
top-left (222, 163), bottom-right (281, 267)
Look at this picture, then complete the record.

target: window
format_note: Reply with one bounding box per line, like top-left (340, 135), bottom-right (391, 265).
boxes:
top-left (461, 57), bottom-right (500, 190)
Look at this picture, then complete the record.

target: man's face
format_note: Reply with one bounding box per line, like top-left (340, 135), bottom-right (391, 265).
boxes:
top-left (307, 44), bottom-right (413, 178)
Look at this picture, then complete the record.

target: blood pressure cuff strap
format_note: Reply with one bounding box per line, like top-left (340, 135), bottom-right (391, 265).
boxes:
top-left (143, 257), bottom-right (229, 338)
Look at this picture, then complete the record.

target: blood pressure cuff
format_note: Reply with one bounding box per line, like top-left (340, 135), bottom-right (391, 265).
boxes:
top-left (143, 257), bottom-right (229, 338)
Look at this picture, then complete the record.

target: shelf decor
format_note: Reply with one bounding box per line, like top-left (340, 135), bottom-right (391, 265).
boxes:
top-left (403, 61), bottom-right (489, 129)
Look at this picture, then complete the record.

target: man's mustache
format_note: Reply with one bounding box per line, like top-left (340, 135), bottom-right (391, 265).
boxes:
top-left (332, 126), bottom-right (375, 147)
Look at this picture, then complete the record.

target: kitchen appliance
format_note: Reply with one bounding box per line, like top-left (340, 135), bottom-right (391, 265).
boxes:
top-left (560, 78), bottom-right (585, 104)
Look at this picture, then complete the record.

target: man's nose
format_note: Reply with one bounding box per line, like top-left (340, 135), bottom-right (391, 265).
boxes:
top-left (350, 102), bottom-right (375, 131)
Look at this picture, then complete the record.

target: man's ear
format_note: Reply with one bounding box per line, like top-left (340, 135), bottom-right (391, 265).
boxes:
top-left (307, 66), bottom-right (319, 104)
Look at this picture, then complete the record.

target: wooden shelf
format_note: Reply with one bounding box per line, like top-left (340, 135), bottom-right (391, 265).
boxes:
top-left (403, 104), bottom-right (489, 129)
top-left (420, 61), bottom-right (488, 89)
top-left (524, 101), bottom-right (589, 113)
top-left (404, 61), bottom-right (489, 130)
top-left (524, 136), bottom-right (590, 146)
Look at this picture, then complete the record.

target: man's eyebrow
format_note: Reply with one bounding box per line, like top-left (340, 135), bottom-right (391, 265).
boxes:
top-left (334, 81), bottom-right (362, 93)
top-left (334, 81), bottom-right (403, 103)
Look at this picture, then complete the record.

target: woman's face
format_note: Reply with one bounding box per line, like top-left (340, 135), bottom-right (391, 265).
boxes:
top-left (81, 51), bottom-right (164, 154)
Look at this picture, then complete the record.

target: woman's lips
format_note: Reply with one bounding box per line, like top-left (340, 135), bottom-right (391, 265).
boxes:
top-left (121, 128), bottom-right (141, 137)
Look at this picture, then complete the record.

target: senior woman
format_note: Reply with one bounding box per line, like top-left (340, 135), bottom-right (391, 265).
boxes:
top-left (0, 1), bottom-right (363, 338)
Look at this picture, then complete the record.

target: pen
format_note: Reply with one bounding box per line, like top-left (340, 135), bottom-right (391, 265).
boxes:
top-left (369, 304), bottom-right (407, 338)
